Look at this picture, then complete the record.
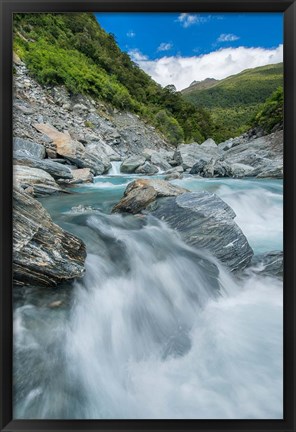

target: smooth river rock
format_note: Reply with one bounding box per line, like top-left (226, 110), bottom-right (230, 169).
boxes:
top-left (13, 185), bottom-right (86, 287)
top-left (148, 191), bottom-right (254, 272)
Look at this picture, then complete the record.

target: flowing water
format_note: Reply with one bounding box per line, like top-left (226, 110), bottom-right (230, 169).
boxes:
top-left (13, 174), bottom-right (283, 419)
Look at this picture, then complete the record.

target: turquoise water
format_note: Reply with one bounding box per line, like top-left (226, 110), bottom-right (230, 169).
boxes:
top-left (14, 174), bottom-right (283, 420)
top-left (40, 175), bottom-right (283, 254)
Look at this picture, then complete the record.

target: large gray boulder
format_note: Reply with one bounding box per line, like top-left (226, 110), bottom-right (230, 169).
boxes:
top-left (112, 180), bottom-right (253, 272)
top-left (174, 142), bottom-right (221, 170)
top-left (121, 156), bottom-right (146, 173)
top-left (150, 152), bottom-right (171, 171)
top-left (200, 138), bottom-right (217, 150)
top-left (13, 154), bottom-right (73, 179)
top-left (148, 191), bottom-right (253, 272)
top-left (222, 131), bottom-right (283, 178)
top-left (84, 143), bottom-right (111, 173)
top-left (14, 165), bottom-right (62, 196)
top-left (135, 162), bottom-right (159, 175)
top-left (14, 137), bottom-right (46, 159)
top-left (13, 185), bottom-right (86, 287)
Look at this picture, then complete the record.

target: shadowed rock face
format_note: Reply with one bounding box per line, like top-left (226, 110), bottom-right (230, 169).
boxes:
top-left (112, 179), bottom-right (188, 214)
top-left (13, 186), bottom-right (86, 287)
top-left (148, 192), bottom-right (254, 272)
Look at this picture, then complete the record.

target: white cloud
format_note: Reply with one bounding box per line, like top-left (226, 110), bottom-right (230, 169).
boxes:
top-left (129, 49), bottom-right (148, 62)
top-left (127, 30), bottom-right (136, 38)
top-left (157, 42), bottom-right (173, 52)
top-left (129, 45), bottom-right (283, 91)
top-left (177, 13), bottom-right (209, 28)
top-left (218, 33), bottom-right (240, 42)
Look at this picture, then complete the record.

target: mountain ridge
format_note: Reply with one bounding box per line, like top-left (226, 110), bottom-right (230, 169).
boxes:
top-left (181, 62), bottom-right (283, 141)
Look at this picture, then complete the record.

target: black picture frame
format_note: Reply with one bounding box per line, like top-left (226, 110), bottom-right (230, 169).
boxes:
top-left (0, 0), bottom-right (295, 431)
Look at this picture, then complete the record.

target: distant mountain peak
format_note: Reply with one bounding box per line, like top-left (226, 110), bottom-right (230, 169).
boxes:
top-left (185, 78), bottom-right (218, 92)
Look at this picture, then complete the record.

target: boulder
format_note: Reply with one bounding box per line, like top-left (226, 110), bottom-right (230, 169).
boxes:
top-left (33, 123), bottom-right (107, 175)
top-left (227, 163), bottom-right (255, 178)
top-left (148, 192), bottom-right (254, 272)
top-left (14, 165), bottom-right (62, 196)
top-left (174, 142), bottom-right (221, 170)
top-left (14, 137), bottom-right (46, 159)
top-left (33, 123), bottom-right (84, 160)
top-left (200, 138), bottom-right (217, 149)
top-left (13, 185), bottom-right (86, 287)
top-left (112, 179), bottom-right (188, 214)
top-left (84, 143), bottom-right (111, 172)
top-left (165, 166), bottom-right (184, 174)
top-left (190, 159), bottom-right (208, 175)
top-left (256, 163), bottom-right (283, 179)
top-left (71, 168), bottom-right (94, 183)
top-left (222, 131), bottom-right (283, 178)
top-left (142, 148), bottom-right (156, 161)
top-left (13, 154), bottom-right (73, 179)
top-left (164, 172), bottom-right (183, 180)
top-left (121, 156), bottom-right (146, 173)
top-left (135, 162), bottom-right (159, 175)
top-left (150, 153), bottom-right (171, 171)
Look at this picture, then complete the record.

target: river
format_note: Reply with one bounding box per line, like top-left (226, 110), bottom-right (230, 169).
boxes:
top-left (13, 170), bottom-right (283, 419)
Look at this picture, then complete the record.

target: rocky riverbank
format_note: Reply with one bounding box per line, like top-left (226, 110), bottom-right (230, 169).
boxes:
top-left (12, 53), bottom-right (283, 287)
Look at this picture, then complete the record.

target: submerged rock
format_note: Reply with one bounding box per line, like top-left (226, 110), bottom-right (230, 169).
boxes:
top-left (13, 186), bottom-right (86, 287)
top-left (112, 179), bottom-right (188, 214)
top-left (149, 192), bottom-right (254, 272)
top-left (247, 251), bottom-right (283, 278)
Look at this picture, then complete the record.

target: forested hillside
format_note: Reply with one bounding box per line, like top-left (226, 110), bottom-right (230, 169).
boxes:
top-left (13, 12), bottom-right (215, 145)
top-left (182, 63), bottom-right (283, 141)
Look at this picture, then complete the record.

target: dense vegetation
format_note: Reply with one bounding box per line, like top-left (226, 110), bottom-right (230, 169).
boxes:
top-left (251, 86), bottom-right (283, 133)
top-left (182, 64), bottom-right (283, 141)
top-left (13, 12), bottom-right (216, 145)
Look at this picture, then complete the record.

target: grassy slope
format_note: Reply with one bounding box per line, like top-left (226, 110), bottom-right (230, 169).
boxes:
top-left (182, 63), bottom-right (283, 140)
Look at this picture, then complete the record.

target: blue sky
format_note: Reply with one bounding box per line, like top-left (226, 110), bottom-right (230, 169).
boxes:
top-left (95, 13), bottom-right (283, 90)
